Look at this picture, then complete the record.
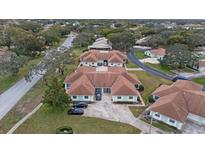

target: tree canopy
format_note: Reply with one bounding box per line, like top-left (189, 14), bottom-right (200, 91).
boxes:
top-left (42, 76), bottom-right (72, 110)
top-left (107, 31), bottom-right (135, 52)
top-left (161, 44), bottom-right (192, 69)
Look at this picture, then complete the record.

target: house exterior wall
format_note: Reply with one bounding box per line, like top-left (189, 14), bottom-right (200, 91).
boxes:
top-left (112, 95), bottom-right (139, 103)
top-left (64, 83), bottom-right (71, 90)
top-left (187, 113), bottom-right (205, 125)
top-left (199, 66), bottom-right (205, 72)
top-left (150, 111), bottom-right (184, 130)
top-left (108, 63), bottom-right (123, 67)
top-left (71, 95), bottom-right (94, 102)
top-left (144, 50), bottom-right (153, 57)
top-left (144, 51), bottom-right (164, 60)
top-left (80, 61), bottom-right (97, 67)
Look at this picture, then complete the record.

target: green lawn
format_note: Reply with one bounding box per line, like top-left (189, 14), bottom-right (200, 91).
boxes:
top-left (0, 81), bottom-right (44, 134)
top-left (134, 50), bottom-right (145, 59)
top-left (126, 60), bottom-right (138, 68)
top-left (129, 106), bottom-right (147, 118)
top-left (145, 63), bottom-right (175, 75)
top-left (0, 56), bottom-right (43, 94)
top-left (14, 105), bottom-right (141, 134)
top-left (129, 71), bottom-right (172, 104)
top-left (192, 77), bottom-right (205, 85)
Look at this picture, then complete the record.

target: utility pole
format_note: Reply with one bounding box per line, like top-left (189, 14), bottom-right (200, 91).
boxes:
top-left (149, 117), bottom-right (153, 134)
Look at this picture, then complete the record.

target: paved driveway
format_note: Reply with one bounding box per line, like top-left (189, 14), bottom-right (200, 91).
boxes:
top-left (83, 95), bottom-right (166, 134)
top-left (182, 121), bottom-right (205, 134)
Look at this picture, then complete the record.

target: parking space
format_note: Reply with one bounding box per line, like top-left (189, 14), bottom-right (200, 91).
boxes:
top-left (84, 94), bottom-right (139, 122)
top-left (182, 121), bottom-right (205, 134)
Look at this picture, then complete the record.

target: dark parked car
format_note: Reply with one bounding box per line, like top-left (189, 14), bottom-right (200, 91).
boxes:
top-left (67, 108), bottom-right (84, 115)
top-left (73, 102), bottom-right (88, 108)
top-left (172, 75), bottom-right (189, 82)
top-left (96, 93), bottom-right (102, 101)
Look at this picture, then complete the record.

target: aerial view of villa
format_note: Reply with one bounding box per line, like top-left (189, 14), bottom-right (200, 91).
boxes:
top-left (0, 19), bottom-right (205, 135)
top-left (1, 1), bottom-right (205, 154)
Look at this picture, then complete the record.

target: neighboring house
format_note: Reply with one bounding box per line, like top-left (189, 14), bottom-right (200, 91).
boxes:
top-left (194, 46), bottom-right (205, 58)
top-left (135, 36), bottom-right (151, 45)
top-left (189, 58), bottom-right (205, 72)
top-left (64, 66), bottom-right (143, 103)
top-left (88, 37), bottom-right (112, 50)
top-left (144, 48), bottom-right (166, 60)
top-left (148, 80), bottom-right (205, 130)
top-left (80, 49), bottom-right (127, 67)
top-left (199, 59), bottom-right (205, 72)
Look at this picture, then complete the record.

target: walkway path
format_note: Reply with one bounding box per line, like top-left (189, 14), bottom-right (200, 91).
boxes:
top-left (7, 103), bottom-right (43, 134)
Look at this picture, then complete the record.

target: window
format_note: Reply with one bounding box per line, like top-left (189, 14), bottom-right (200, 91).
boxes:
top-left (84, 96), bottom-right (89, 99)
top-left (117, 96), bottom-right (122, 99)
top-left (73, 96), bottom-right (77, 99)
top-left (155, 113), bottom-right (160, 118)
top-left (169, 119), bottom-right (175, 124)
top-left (154, 95), bottom-right (160, 100)
top-left (129, 96), bottom-right (133, 100)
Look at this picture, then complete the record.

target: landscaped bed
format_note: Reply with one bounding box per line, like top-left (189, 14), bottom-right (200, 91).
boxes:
top-left (141, 117), bottom-right (179, 133)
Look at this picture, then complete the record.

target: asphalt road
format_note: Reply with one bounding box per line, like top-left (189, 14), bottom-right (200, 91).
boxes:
top-left (0, 34), bottom-right (75, 120)
top-left (127, 49), bottom-right (174, 81)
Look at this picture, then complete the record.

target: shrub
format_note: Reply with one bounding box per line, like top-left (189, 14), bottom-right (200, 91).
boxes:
top-left (56, 126), bottom-right (73, 134)
top-left (137, 84), bottom-right (144, 92)
top-left (148, 95), bottom-right (155, 103)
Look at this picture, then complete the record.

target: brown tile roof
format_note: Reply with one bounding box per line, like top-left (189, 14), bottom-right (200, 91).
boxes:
top-left (150, 91), bottom-right (189, 122)
top-left (153, 80), bottom-right (203, 97)
top-left (80, 50), bottom-right (127, 63)
top-left (83, 54), bottom-right (98, 62)
top-left (108, 54), bottom-right (124, 63)
top-left (150, 80), bottom-right (205, 122)
top-left (199, 59), bottom-right (205, 67)
top-left (150, 48), bottom-right (166, 56)
top-left (67, 75), bottom-right (95, 95)
top-left (64, 66), bottom-right (140, 96)
top-left (172, 80), bottom-right (203, 91)
top-left (112, 76), bottom-right (139, 95)
top-left (64, 66), bottom-right (95, 83)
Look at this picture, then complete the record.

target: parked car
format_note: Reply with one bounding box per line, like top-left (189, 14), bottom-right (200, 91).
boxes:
top-left (96, 93), bottom-right (102, 101)
top-left (73, 102), bottom-right (88, 108)
top-left (67, 108), bottom-right (84, 115)
top-left (172, 75), bottom-right (189, 82)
